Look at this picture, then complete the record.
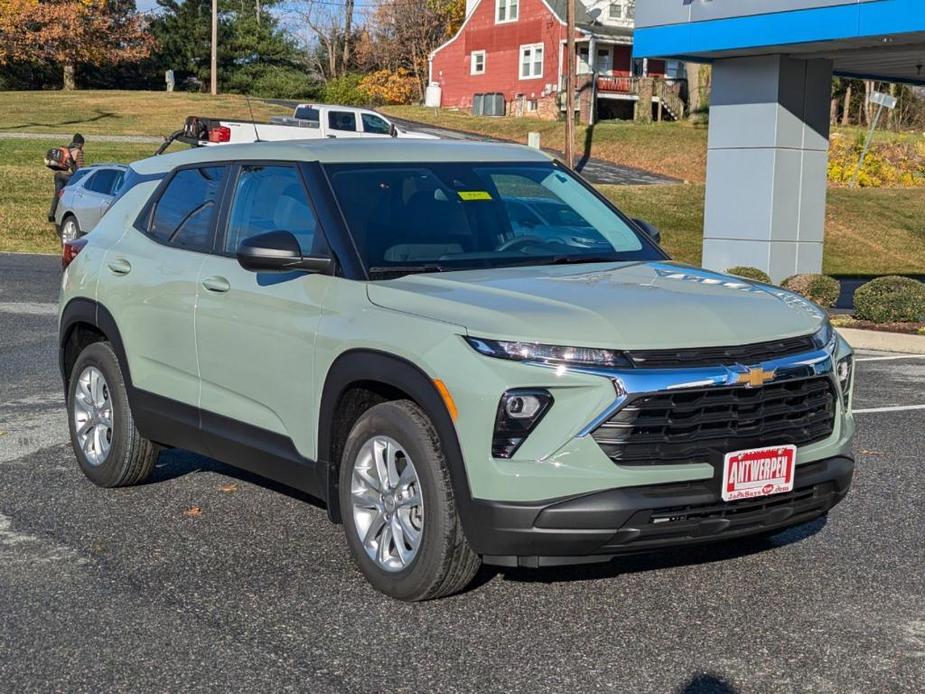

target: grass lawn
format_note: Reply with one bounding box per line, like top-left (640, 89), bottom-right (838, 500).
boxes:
top-left (383, 105), bottom-right (709, 182)
top-left (0, 138), bottom-right (179, 254)
top-left (603, 184), bottom-right (925, 275)
top-left (0, 92), bottom-right (922, 274)
top-left (0, 90), bottom-right (289, 137)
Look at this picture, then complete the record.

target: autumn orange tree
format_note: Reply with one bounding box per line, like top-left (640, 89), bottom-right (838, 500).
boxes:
top-left (0, 0), bottom-right (153, 90)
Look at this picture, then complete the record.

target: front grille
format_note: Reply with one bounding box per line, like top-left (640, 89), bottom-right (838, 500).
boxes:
top-left (592, 376), bottom-right (837, 466)
top-left (623, 335), bottom-right (817, 368)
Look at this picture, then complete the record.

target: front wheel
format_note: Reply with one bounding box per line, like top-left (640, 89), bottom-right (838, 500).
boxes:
top-left (339, 400), bottom-right (480, 601)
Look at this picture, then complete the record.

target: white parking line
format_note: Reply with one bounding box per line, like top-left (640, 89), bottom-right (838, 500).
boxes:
top-left (852, 405), bottom-right (925, 414)
top-left (0, 301), bottom-right (58, 316)
top-left (856, 354), bottom-right (925, 362)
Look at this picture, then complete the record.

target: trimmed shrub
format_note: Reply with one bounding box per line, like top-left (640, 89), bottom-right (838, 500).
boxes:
top-left (359, 68), bottom-right (417, 105)
top-left (854, 276), bottom-right (925, 323)
top-left (321, 73), bottom-right (368, 107)
top-left (726, 266), bottom-right (772, 284)
top-left (781, 274), bottom-right (841, 308)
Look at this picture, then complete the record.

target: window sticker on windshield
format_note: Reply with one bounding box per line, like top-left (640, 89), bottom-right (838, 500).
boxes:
top-left (457, 191), bottom-right (493, 201)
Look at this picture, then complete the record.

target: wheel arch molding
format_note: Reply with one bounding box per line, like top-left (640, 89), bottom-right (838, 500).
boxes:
top-left (318, 349), bottom-right (476, 529)
top-left (59, 298), bottom-right (132, 394)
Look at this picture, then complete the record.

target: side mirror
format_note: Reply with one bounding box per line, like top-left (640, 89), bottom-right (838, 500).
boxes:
top-left (389, 123), bottom-right (398, 138)
top-left (633, 218), bottom-right (661, 245)
top-left (236, 230), bottom-right (332, 274)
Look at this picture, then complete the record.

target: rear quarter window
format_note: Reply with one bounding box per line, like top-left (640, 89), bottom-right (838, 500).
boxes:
top-left (66, 168), bottom-right (93, 187)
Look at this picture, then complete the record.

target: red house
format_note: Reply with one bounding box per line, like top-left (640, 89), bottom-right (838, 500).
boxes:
top-left (428, 0), bottom-right (685, 122)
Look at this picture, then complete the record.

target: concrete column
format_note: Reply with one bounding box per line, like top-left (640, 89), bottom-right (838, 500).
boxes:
top-left (701, 55), bottom-right (833, 282)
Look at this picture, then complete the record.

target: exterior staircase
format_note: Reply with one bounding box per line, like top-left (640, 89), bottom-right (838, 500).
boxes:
top-left (653, 79), bottom-right (686, 121)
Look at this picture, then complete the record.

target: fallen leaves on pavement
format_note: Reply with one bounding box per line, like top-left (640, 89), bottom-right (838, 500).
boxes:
top-left (183, 506), bottom-right (203, 518)
top-left (218, 482), bottom-right (239, 494)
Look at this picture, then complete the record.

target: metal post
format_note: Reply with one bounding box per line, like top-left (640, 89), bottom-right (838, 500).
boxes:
top-left (850, 102), bottom-right (883, 188)
top-left (210, 0), bottom-right (218, 95)
top-left (564, 0), bottom-right (576, 168)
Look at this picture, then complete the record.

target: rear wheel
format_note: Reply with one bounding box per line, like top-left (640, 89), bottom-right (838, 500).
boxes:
top-left (339, 400), bottom-right (480, 601)
top-left (67, 341), bottom-right (159, 487)
top-left (60, 215), bottom-right (80, 244)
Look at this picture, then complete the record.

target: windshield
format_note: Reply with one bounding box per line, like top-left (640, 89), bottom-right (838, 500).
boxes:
top-left (324, 162), bottom-right (665, 278)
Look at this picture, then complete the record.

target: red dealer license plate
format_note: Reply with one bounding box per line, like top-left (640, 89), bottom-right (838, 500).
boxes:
top-left (722, 445), bottom-right (796, 502)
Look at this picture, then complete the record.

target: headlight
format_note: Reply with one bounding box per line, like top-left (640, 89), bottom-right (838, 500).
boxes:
top-left (811, 320), bottom-right (836, 351)
top-left (836, 354), bottom-right (853, 403)
top-left (465, 337), bottom-right (631, 368)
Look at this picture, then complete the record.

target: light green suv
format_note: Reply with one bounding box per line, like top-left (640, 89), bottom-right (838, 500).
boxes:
top-left (58, 139), bottom-right (856, 600)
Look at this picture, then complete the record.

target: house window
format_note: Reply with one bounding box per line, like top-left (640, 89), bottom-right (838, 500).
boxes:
top-left (496, 0), bottom-right (518, 23)
top-left (470, 51), bottom-right (486, 75)
top-left (609, 3), bottom-right (622, 19)
top-left (526, 99), bottom-right (538, 112)
top-left (519, 44), bottom-right (543, 80)
top-left (626, 1), bottom-right (635, 20)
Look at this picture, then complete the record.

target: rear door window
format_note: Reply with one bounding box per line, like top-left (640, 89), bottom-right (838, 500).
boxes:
top-left (149, 166), bottom-right (226, 251)
top-left (84, 168), bottom-right (121, 195)
top-left (328, 111), bottom-right (358, 132)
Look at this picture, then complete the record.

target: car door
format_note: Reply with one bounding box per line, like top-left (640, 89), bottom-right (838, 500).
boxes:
top-left (99, 164), bottom-right (228, 410)
top-left (195, 162), bottom-right (333, 459)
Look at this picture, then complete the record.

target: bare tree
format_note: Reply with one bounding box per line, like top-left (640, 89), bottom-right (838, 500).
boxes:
top-left (370, 0), bottom-right (463, 98)
top-left (288, 0), bottom-right (357, 78)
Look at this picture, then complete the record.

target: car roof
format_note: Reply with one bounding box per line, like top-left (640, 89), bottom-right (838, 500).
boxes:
top-left (80, 163), bottom-right (128, 170)
top-left (293, 103), bottom-right (379, 113)
top-left (130, 139), bottom-right (553, 175)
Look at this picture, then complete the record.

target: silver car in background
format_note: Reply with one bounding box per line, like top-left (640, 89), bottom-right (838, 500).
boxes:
top-left (55, 164), bottom-right (127, 243)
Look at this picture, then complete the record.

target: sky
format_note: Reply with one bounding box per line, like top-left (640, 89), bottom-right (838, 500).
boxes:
top-left (137, 0), bottom-right (161, 12)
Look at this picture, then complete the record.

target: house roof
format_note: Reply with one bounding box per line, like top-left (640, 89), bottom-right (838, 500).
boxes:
top-left (545, 0), bottom-right (634, 40)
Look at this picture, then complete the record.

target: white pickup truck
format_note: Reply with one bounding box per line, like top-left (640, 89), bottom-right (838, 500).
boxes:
top-left (271, 103), bottom-right (434, 139)
top-left (174, 105), bottom-right (435, 147)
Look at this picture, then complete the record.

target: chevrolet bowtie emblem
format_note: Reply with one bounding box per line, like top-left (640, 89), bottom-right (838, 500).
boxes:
top-left (736, 367), bottom-right (776, 388)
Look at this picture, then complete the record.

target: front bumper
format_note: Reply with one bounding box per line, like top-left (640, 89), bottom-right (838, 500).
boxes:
top-left (467, 455), bottom-right (854, 567)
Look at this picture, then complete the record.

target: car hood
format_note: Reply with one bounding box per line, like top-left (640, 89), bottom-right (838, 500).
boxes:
top-left (366, 261), bottom-right (826, 350)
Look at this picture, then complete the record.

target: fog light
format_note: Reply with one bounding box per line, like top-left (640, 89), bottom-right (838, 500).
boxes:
top-left (504, 394), bottom-right (543, 419)
top-left (493, 389), bottom-right (553, 458)
top-left (836, 355), bottom-right (853, 403)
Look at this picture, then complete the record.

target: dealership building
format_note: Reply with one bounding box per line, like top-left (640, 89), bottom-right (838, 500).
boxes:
top-left (634, 0), bottom-right (925, 281)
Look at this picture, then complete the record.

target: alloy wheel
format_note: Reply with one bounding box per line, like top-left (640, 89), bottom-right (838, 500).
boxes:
top-left (350, 435), bottom-right (424, 572)
top-left (72, 366), bottom-right (113, 466)
top-left (61, 219), bottom-right (78, 244)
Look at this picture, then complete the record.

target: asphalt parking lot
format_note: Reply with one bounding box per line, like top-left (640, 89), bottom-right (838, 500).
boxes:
top-left (1, 252), bottom-right (923, 693)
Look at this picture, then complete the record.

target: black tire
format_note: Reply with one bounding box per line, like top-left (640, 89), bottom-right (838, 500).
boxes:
top-left (59, 214), bottom-right (81, 244)
top-left (339, 400), bottom-right (480, 601)
top-left (67, 341), bottom-right (159, 487)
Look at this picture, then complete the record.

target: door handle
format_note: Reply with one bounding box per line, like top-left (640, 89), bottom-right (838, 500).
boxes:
top-left (107, 258), bottom-right (132, 275)
top-left (201, 276), bottom-right (231, 293)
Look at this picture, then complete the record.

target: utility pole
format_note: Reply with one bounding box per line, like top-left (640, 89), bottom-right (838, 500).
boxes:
top-left (564, 0), bottom-right (576, 168)
top-left (210, 0), bottom-right (218, 95)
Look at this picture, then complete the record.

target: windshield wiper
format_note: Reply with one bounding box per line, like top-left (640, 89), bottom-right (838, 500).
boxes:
top-left (368, 264), bottom-right (446, 277)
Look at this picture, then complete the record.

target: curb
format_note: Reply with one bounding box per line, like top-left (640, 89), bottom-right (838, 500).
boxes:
top-left (837, 327), bottom-right (925, 354)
